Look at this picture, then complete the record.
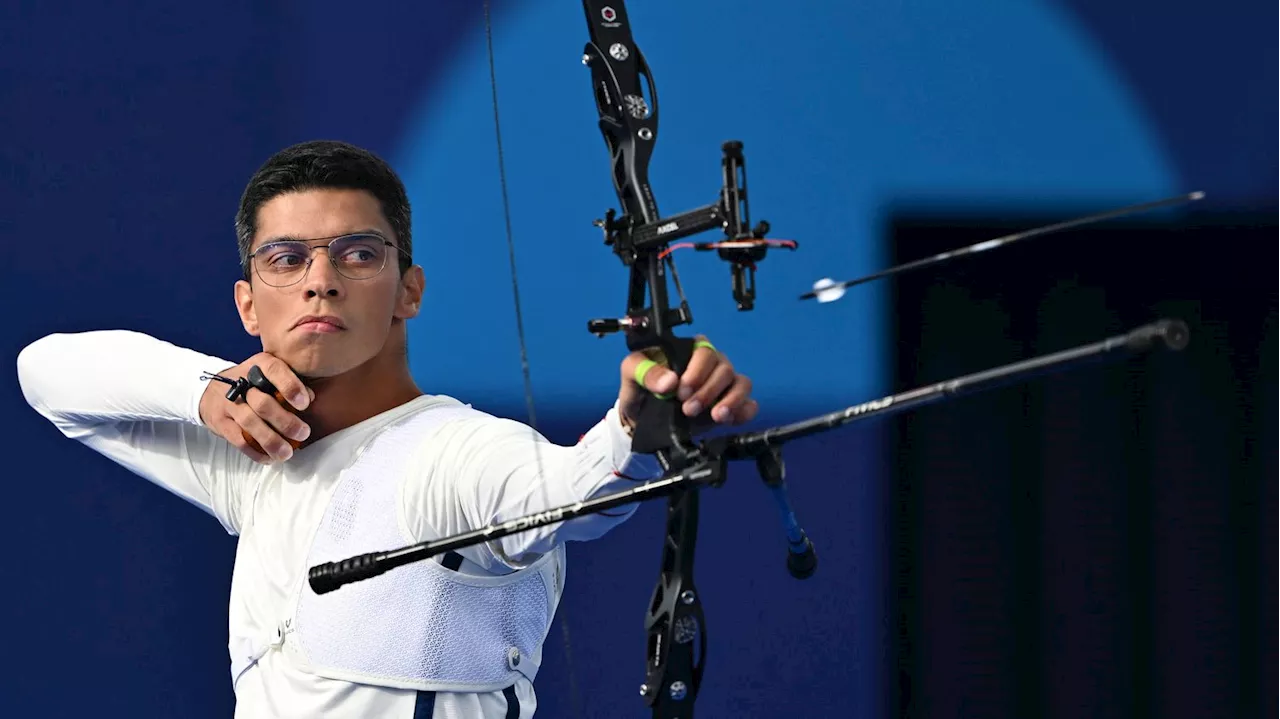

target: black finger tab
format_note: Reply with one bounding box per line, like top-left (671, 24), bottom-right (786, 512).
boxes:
top-left (246, 365), bottom-right (279, 397)
top-left (225, 377), bottom-right (253, 403)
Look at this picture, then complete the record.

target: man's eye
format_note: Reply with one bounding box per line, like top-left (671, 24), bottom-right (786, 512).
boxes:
top-left (268, 252), bottom-right (305, 268)
top-left (337, 245), bottom-right (381, 264)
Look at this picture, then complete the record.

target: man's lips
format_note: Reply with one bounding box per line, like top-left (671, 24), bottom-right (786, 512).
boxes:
top-left (293, 315), bottom-right (346, 332)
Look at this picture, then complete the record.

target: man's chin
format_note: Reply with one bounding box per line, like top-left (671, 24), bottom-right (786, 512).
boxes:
top-left (271, 346), bottom-right (358, 381)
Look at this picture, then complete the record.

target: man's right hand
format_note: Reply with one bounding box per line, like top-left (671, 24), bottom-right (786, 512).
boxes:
top-left (198, 353), bottom-right (313, 463)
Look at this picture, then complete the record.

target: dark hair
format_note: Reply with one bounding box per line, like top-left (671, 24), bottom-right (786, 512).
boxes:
top-left (235, 140), bottom-right (412, 280)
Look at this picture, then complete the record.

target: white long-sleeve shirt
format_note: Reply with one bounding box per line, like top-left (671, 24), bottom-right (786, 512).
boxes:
top-left (17, 330), bottom-right (661, 718)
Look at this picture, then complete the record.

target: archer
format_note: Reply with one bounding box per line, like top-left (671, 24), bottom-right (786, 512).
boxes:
top-left (16, 139), bottom-right (759, 718)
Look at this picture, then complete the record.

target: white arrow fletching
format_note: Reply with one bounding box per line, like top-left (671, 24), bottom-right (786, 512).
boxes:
top-left (811, 277), bottom-right (847, 303)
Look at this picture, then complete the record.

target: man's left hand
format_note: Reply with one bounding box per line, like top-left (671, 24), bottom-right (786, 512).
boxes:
top-left (618, 336), bottom-right (759, 432)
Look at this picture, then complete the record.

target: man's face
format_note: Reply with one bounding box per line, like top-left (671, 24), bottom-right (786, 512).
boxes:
top-left (233, 188), bottom-right (423, 378)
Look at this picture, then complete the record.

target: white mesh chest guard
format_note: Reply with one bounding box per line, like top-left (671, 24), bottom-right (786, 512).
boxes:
top-left (282, 405), bottom-right (564, 694)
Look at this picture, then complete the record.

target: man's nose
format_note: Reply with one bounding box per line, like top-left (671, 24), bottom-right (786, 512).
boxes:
top-left (301, 249), bottom-right (345, 298)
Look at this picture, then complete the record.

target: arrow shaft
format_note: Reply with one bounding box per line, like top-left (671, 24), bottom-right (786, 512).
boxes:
top-left (801, 191), bottom-right (1204, 299)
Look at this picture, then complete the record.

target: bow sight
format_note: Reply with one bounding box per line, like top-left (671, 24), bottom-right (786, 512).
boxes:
top-left (586, 140), bottom-right (778, 316)
top-left (306, 3), bottom-right (1196, 717)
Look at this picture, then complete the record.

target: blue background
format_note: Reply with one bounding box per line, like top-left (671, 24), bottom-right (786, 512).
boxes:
top-left (2, 1), bottom-right (1272, 717)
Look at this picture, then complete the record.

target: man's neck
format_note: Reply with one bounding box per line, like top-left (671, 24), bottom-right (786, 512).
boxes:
top-left (297, 351), bottom-right (423, 446)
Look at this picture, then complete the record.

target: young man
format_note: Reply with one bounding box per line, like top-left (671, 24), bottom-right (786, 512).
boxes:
top-left (16, 140), bottom-right (758, 718)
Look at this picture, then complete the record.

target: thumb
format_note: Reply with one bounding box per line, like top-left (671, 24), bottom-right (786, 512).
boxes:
top-left (640, 362), bottom-right (679, 397)
top-left (624, 352), bottom-right (679, 398)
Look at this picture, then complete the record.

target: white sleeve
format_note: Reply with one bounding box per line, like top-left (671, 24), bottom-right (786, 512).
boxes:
top-left (400, 402), bottom-right (663, 571)
top-left (16, 330), bottom-right (256, 535)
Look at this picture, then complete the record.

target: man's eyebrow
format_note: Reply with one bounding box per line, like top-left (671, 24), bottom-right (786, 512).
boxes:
top-left (254, 229), bottom-right (388, 247)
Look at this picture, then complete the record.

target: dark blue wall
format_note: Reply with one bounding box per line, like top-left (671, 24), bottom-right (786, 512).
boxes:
top-left (3, 2), bottom-right (1272, 717)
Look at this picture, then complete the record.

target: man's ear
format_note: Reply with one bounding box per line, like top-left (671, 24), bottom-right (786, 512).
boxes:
top-left (394, 265), bottom-right (425, 320)
top-left (234, 279), bottom-right (262, 336)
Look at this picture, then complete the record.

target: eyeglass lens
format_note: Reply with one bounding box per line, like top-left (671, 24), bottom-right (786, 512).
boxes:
top-left (253, 235), bottom-right (388, 286)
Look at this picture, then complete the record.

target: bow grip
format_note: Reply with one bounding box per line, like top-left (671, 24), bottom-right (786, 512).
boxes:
top-left (628, 336), bottom-right (717, 454)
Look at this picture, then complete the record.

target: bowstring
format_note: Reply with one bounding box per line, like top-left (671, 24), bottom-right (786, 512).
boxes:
top-left (482, 4), bottom-right (584, 718)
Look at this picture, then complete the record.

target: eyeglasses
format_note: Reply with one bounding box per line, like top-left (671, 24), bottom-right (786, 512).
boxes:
top-left (249, 233), bottom-right (407, 288)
